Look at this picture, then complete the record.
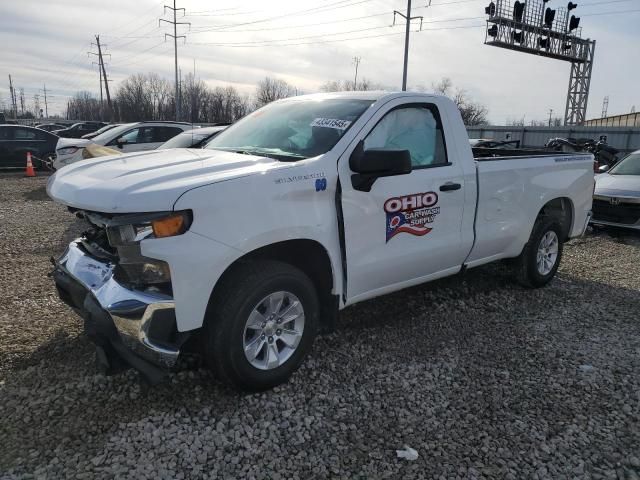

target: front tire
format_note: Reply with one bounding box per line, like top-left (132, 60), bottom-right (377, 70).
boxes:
top-left (514, 217), bottom-right (564, 288)
top-left (204, 260), bottom-right (319, 391)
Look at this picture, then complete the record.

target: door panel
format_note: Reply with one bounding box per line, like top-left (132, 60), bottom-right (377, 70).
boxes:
top-left (339, 99), bottom-right (469, 301)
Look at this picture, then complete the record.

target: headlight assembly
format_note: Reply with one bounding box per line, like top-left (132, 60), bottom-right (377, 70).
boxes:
top-left (106, 211), bottom-right (192, 247)
top-left (57, 146), bottom-right (80, 155)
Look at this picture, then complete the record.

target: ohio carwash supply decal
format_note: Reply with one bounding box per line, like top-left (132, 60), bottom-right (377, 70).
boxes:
top-left (310, 118), bottom-right (352, 130)
top-left (384, 192), bottom-right (440, 242)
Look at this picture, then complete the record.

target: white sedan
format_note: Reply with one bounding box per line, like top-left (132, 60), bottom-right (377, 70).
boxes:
top-left (54, 121), bottom-right (192, 169)
top-left (592, 149), bottom-right (640, 230)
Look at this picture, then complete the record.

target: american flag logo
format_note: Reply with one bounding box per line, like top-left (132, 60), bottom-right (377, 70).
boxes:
top-left (386, 212), bottom-right (433, 242)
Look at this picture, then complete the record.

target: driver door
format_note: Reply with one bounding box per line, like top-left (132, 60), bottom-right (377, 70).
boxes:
top-left (339, 98), bottom-right (471, 303)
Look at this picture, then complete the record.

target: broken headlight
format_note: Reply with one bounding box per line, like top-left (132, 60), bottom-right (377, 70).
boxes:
top-left (106, 211), bottom-right (192, 246)
top-left (106, 211), bottom-right (192, 287)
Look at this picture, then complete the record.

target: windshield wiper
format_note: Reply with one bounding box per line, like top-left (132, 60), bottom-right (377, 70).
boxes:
top-left (210, 147), bottom-right (306, 161)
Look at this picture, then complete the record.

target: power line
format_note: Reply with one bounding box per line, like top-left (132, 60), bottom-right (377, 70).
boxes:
top-left (191, 23), bottom-right (486, 48)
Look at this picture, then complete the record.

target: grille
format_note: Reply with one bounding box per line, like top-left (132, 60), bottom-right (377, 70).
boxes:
top-left (592, 199), bottom-right (640, 225)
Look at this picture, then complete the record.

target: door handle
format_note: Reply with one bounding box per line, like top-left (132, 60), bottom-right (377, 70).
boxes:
top-left (439, 182), bottom-right (462, 192)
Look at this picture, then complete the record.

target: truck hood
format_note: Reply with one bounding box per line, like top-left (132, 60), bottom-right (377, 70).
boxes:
top-left (595, 173), bottom-right (640, 197)
top-left (47, 148), bottom-right (284, 213)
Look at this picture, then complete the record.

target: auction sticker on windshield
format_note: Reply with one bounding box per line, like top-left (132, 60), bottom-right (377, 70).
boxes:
top-left (310, 118), bottom-right (352, 130)
top-left (384, 192), bottom-right (440, 242)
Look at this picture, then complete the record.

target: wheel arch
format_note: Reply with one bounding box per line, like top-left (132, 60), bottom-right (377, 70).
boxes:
top-left (206, 239), bottom-right (339, 334)
top-left (537, 196), bottom-right (574, 241)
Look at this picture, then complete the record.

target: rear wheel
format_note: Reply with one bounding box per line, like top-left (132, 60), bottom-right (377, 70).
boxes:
top-left (514, 217), bottom-right (564, 288)
top-left (204, 260), bottom-right (319, 391)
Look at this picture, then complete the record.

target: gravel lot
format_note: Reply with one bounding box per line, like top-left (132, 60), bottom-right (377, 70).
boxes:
top-left (1, 173), bottom-right (639, 479)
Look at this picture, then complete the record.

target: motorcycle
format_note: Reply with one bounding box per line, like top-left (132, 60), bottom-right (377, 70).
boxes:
top-left (545, 137), bottom-right (620, 171)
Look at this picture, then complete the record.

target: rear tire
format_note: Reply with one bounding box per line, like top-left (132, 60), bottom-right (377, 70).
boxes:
top-left (514, 216), bottom-right (564, 288)
top-left (204, 260), bottom-right (319, 391)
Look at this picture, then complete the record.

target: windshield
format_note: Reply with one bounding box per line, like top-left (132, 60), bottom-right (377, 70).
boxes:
top-left (91, 123), bottom-right (136, 144)
top-left (91, 124), bottom-right (118, 136)
top-left (160, 131), bottom-right (209, 149)
top-left (205, 98), bottom-right (374, 160)
top-left (609, 153), bottom-right (640, 175)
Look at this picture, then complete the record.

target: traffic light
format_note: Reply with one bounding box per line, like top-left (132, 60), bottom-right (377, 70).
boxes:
top-left (538, 37), bottom-right (549, 48)
top-left (488, 25), bottom-right (498, 37)
top-left (544, 8), bottom-right (556, 27)
top-left (513, 1), bottom-right (526, 22)
top-left (512, 30), bottom-right (524, 43)
top-left (569, 15), bottom-right (580, 31)
top-left (567, 2), bottom-right (577, 10)
top-left (485, 1), bottom-right (496, 16)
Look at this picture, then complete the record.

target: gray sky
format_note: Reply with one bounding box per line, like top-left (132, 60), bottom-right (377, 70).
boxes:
top-left (0, 0), bottom-right (638, 123)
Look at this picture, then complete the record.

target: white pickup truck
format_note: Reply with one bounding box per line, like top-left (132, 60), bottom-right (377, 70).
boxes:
top-left (48, 92), bottom-right (594, 390)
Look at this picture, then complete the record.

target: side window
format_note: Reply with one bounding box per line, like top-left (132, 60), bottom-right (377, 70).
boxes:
top-left (14, 128), bottom-right (38, 140)
top-left (120, 128), bottom-right (141, 144)
top-left (152, 127), bottom-right (182, 143)
top-left (363, 105), bottom-right (448, 168)
top-left (0, 128), bottom-right (12, 140)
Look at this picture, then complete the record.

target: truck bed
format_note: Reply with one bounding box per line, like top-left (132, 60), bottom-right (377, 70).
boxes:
top-left (472, 147), bottom-right (562, 159)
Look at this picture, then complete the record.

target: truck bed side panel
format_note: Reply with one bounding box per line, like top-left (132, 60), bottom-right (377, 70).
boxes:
top-left (466, 155), bottom-right (594, 266)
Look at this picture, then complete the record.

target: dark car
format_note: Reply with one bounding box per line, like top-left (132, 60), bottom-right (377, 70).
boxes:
top-left (53, 121), bottom-right (106, 138)
top-left (0, 125), bottom-right (59, 169)
top-left (36, 123), bottom-right (67, 132)
top-left (80, 123), bottom-right (121, 140)
top-left (158, 125), bottom-right (228, 149)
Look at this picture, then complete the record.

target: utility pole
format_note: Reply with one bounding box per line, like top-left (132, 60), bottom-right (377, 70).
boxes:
top-left (548, 109), bottom-right (553, 127)
top-left (160, 0), bottom-right (190, 121)
top-left (601, 95), bottom-right (609, 118)
top-left (89, 35), bottom-right (112, 120)
top-left (352, 56), bottom-right (361, 90)
top-left (393, 1), bottom-right (426, 91)
top-left (42, 84), bottom-right (48, 118)
top-left (8, 75), bottom-right (17, 119)
top-left (19, 88), bottom-right (25, 116)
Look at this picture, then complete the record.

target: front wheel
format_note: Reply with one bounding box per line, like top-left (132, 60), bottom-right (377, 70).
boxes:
top-left (514, 217), bottom-right (564, 288)
top-left (204, 260), bottom-right (319, 391)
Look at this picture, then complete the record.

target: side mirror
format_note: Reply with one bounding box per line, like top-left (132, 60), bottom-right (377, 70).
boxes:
top-left (116, 137), bottom-right (126, 149)
top-left (349, 142), bottom-right (412, 191)
top-left (597, 164), bottom-right (610, 173)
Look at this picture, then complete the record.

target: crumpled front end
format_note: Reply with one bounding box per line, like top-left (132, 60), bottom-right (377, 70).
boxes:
top-left (51, 212), bottom-right (191, 383)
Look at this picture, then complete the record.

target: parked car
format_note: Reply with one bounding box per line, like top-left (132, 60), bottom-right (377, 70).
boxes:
top-left (591, 149), bottom-right (640, 230)
top-left (48, 92), bottom-right (594, 390)
top-left (54, 121), bottom-right (192, 169)
top-left (36, 123), bottom-right (66, 132)
top-left (81, 123), bottom-right (122, 140)
top-left (0, 124), bottom-right (58, 169)
top-left (52, 122), bottom-right (106, 138)
top-left (157, 125), bottom-right (228, 149)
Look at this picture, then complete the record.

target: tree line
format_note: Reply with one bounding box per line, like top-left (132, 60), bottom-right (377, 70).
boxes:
top-left (61, 73), bottom-right (488, 126)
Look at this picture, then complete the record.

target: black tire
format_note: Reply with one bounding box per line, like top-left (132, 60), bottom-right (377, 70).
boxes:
top-left (514, 216), bottom-right (564, 288)
top-left (204, 260), bottom-right (319, 391)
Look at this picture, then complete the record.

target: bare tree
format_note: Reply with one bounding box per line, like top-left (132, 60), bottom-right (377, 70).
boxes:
top-left (432, 77), bottom-right (488, 126)
top-left (255, 77), bottom-right (295, 108)
top-left (205, 86), bottom-right (251, 123)
top-left (66, 91), bottom-right (101, 120)
top-left (320, 78), bottom-right (381, 92)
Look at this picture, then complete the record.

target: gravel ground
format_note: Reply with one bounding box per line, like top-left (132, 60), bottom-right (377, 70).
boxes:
top-left (1, 173), bottom-right (639, 480)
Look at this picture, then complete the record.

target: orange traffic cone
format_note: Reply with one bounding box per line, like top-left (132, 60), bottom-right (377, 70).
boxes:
top-left (25, 152), bottom-right (36, 177)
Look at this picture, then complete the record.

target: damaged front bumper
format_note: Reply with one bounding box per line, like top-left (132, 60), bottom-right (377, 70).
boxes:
top-left (52, 240), bottom-right (186, 383)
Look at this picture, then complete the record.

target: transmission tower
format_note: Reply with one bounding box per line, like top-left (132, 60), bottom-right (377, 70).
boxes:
top-left (160, 0), bottom-right (190, 121)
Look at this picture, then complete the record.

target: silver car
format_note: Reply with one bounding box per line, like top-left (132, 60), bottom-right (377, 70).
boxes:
top-left (592, 149), bottom-right (640, 230)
